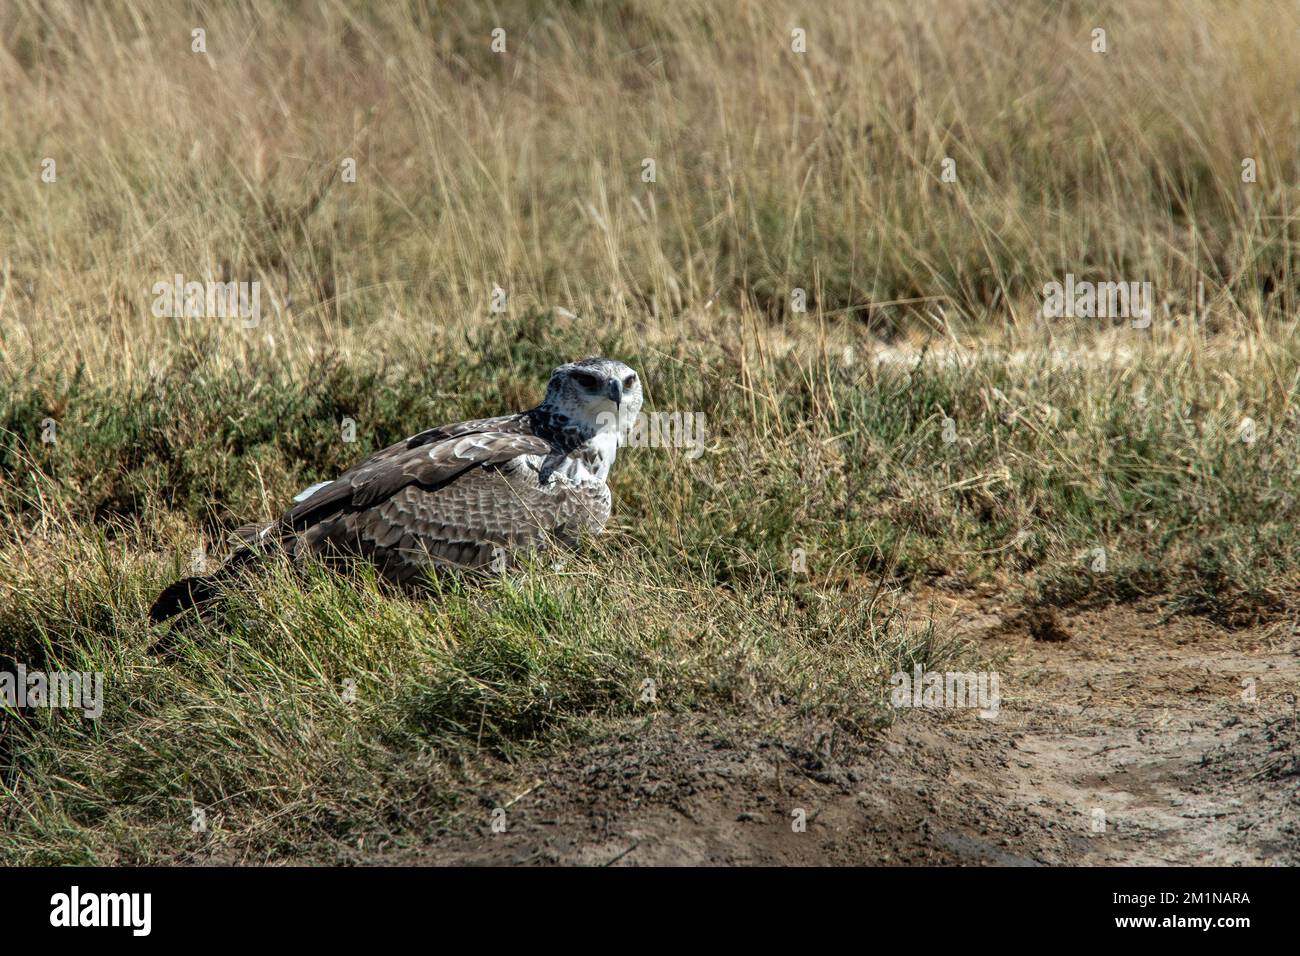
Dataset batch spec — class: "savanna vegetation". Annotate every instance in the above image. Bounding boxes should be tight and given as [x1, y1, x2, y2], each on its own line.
[2, 0, 1298, 862]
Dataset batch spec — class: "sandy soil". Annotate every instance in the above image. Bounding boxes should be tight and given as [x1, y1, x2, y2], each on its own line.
[402, 595, 1299, 866]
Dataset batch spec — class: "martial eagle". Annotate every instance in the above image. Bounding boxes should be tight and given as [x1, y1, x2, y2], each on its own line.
[149, 357, 643, 623]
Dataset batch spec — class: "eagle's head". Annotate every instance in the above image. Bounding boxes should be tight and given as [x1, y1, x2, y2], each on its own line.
[543, 357, 644, 436]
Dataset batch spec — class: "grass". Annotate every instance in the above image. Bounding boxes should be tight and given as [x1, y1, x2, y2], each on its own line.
[2, 0, 1300, 862]
[1, 504, 954, 863]
[6, 319, 1300, 861]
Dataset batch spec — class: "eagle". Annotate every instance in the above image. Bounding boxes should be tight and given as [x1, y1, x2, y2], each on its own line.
[149, 357, 644, 623]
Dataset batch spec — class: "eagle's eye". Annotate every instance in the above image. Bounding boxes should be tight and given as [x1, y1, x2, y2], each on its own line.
[570, 371, 600, 390]
[622, 374, 637, 389]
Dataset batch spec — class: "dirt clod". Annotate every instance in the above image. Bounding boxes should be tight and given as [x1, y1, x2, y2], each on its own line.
[1027, 607, 1072, 643]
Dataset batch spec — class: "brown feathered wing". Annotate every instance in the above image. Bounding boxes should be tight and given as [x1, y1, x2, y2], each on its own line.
[275, 413, 610, 583]
[149, 413, 611, 624]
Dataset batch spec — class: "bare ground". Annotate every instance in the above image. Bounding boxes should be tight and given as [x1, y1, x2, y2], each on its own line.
[381, 594, 1299, 866]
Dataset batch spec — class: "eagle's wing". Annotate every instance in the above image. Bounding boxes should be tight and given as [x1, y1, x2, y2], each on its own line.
[271, 414, 608, 582]
[283, 414, 546, 531]
[150, 415, 577, 624]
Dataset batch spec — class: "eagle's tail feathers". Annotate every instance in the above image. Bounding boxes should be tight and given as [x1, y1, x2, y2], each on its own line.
[149, 526, 279, 628]
[147, 574, 222, 624]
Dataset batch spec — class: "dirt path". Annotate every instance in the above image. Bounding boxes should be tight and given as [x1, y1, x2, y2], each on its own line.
[397, 596, 1299, 866]
[948, 598, 1300, 865]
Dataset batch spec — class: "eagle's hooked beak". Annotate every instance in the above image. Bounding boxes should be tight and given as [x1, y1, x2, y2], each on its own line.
[605, 379, 623, 405]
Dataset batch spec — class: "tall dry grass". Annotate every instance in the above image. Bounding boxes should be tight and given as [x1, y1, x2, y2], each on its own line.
[1, 0, 1298, 381]
[4, 0, 1300, 863]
